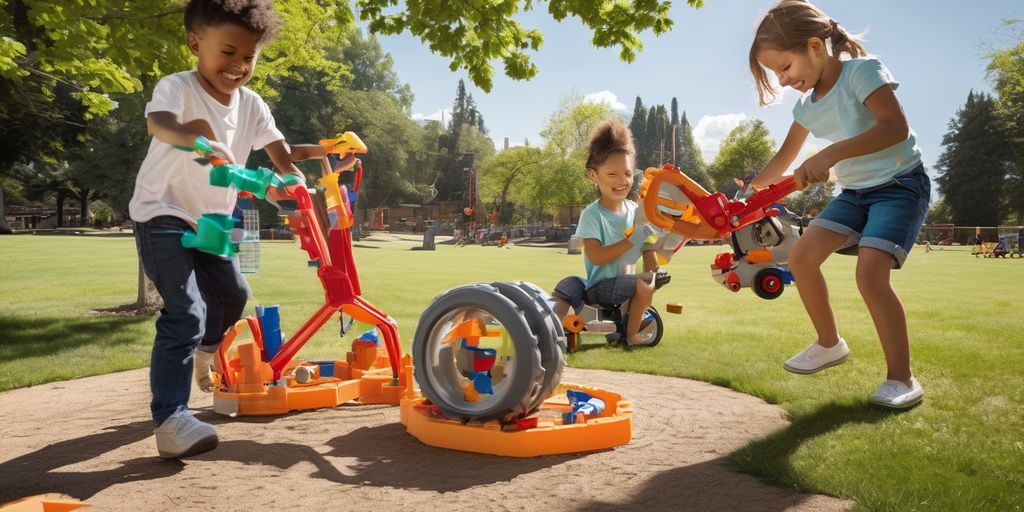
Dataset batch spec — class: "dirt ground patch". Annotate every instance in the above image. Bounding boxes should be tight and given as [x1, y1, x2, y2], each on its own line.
[0, 368, 852, 511]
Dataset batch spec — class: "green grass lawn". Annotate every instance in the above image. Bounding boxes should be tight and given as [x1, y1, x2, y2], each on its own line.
[1, 233, 1022, 511]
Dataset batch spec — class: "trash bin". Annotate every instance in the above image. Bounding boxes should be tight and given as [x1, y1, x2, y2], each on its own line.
[567, 235, 582, 255]
[422, 220, 437, 251]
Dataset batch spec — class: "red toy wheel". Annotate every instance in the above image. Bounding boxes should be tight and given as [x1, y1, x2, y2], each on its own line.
[753, 268, 785, 300]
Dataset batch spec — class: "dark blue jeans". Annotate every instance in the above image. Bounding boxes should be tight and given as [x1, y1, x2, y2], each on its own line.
[134, 216, 250, 425]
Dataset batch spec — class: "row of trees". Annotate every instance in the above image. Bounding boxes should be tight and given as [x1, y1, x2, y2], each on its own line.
[0, 0, 703, 233]
[933, 29, 1024, 226]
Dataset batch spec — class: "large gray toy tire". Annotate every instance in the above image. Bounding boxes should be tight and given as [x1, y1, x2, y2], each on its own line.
[413, 283, 545, 422]
[488, 282, 566, 411]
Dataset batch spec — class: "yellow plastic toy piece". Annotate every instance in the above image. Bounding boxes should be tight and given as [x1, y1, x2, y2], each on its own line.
[318, 173, 353, 229]
[401, 383, 633, 457]
[319, 131, 368, 155]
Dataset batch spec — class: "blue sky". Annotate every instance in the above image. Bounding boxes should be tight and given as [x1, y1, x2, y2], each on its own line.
[374, 1, 1022, 176]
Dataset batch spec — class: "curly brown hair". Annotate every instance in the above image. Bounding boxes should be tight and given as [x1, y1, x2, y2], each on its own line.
[585, 119, 635, 170]
[184, 0, 283, 44]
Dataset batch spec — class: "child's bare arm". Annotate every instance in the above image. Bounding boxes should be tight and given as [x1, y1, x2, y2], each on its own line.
[799, 86, 909, 184]
[582, 237, 632, 266]
[642, 250, 658, 273]
[263, 140, 312, 179]
[147, 113, 236, 163]
[750, 121, 808, 189]
[286, 143, 329, 162]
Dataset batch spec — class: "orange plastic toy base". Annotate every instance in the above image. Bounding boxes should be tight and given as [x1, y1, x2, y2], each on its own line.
[0, 494, 87, 512]
[400, 383, 633, 457]
[212, 344, 412, 416]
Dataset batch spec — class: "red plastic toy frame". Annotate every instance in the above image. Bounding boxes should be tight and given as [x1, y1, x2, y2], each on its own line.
[215, 156, 403, 384]
[642, 163, 799, 240]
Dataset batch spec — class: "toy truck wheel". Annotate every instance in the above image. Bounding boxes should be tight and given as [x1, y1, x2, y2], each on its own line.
[753, 268, 785, 300]
[413, 284, 546, 423]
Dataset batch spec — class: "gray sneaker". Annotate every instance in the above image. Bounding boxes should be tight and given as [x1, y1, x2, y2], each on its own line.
[783, 337, 850, 374]
[154, 409, 218, 458]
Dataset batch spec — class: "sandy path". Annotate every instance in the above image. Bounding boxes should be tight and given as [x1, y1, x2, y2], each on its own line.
[0, 368, 852, 511]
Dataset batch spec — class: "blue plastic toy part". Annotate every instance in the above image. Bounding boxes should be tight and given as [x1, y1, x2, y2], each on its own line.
[460, 338, 497, 395]
[562, 389, 606, 424]
[780, 269, 794, 285]
[468, 371, 494, 395]
[311, 360, 335, 377]
[356, 328, 381, 346]
[256, 305, 284, 360]
[181, 213, 237, 257]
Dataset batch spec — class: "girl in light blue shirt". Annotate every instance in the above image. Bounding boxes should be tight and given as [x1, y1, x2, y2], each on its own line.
[748, 1, 929, 409]
[552, 120, 659, 346]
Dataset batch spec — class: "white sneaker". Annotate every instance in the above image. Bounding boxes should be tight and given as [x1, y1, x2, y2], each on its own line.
[154, 409, 219, 458]
[193, 349, 215, 393]
[868, 377, 923, 409]
[783, 337, 850, 374]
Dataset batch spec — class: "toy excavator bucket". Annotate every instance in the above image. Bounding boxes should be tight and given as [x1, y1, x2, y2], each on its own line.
[639, 165, 718, 240]
[319, 131, 368, 155]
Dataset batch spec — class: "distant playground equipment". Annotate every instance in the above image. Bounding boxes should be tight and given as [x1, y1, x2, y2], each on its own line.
[638, 164, 808, 299]
[181, 132, 632, 456]
[972, 234, 1021, 258]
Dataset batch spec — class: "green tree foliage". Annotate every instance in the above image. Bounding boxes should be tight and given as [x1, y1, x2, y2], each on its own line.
[532, 93, 617, 211]
[987, 32, 1024, 221]
[436, 79, 492, 201]
[935, 91, 1014, 226]
[478, 146, 549, 224]
[358, 0, 702, 92]
[677, 111, 711, 189]
[628, 96, 647, 160]
[786, 182, 835, 216]
[708, 119, 774, 190]
[0, 0, 354, 231]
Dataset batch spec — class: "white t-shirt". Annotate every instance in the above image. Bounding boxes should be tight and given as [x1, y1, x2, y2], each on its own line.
[129, 71, 284, 224]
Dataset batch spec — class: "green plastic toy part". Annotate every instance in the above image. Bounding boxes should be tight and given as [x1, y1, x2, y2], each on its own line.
[209, 164, 276, 199]
[181, 213, 237, 257]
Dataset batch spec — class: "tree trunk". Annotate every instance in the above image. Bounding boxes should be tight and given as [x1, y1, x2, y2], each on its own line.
[0, 183, 13, 234]
[91, 252, 163, 316]
[79, 187, 90, 227]
[135, 257, 163, 312]
[56, 189, 66, 228]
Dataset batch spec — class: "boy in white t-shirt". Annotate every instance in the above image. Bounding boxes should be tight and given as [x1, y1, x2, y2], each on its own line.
[129, 0, 324, 458]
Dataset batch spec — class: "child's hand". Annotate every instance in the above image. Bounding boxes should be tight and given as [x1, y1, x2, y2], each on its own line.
[206, 139, 237, 165]
[793, 153, 831, 186]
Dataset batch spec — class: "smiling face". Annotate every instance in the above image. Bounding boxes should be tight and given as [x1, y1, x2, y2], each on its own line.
[188, 23, 261, 105]
[587, 152, 634, 210]
[756, 40, 826, 94]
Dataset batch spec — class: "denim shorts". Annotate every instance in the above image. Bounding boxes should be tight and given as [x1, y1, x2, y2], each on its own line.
[809, 163, 930, 269]
[553, 275, 637, 308]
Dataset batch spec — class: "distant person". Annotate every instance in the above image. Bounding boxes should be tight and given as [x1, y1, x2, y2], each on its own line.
[551, 119, 663, 346]
[129, 0, 323, 458]
[747, 1, 929, 408]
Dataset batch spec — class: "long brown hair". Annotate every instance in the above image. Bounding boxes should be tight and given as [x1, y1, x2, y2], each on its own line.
[749, 0, 866, 105]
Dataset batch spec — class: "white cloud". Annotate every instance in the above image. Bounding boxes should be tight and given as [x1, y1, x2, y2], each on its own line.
[411, 108, 452, 123]
[583, 90, 628, 112]
[692, 113, 747, 161]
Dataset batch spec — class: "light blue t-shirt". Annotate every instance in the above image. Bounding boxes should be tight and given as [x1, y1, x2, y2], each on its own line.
[793, 57, 922, 190]
[575, 199, 643, 288]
